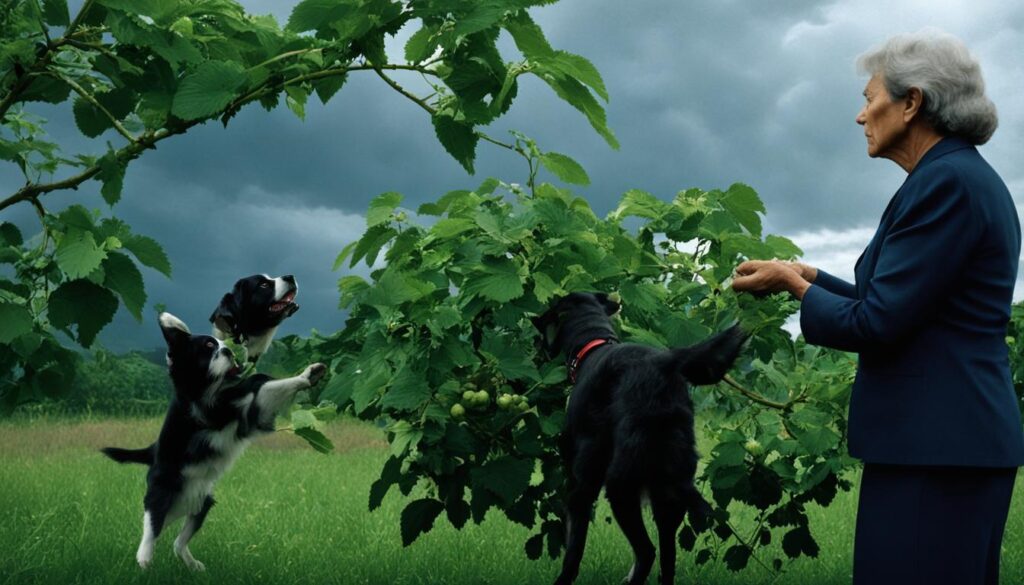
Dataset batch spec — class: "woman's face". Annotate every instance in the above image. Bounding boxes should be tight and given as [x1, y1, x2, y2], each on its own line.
[856, 75, 907, 158]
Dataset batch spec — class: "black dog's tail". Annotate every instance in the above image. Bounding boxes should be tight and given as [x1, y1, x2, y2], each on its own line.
[658, 323, 749, 385]
[101, 445, 154, 466]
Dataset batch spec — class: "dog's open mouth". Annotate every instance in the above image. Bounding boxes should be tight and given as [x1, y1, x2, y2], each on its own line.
[270, 290, 297, 313]
[227, 362, 242, 378]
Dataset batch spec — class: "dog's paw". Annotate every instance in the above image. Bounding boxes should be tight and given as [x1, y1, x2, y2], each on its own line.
[136, 550, 153, 570]
[184, 558, 206, 572]
[303, 363, 327, 386]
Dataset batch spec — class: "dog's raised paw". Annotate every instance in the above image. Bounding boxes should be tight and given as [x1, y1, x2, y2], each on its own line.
[305, 363, 327, 385]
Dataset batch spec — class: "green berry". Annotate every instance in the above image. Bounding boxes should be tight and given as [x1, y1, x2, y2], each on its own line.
[497, 395, 513, 410]
[462, 390, 476, 402]
[450, 404, 466, 419]
[475, 390, 489, 405]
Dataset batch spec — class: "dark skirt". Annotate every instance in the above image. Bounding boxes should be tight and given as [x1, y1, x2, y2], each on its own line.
[854, 463, 1018, 585]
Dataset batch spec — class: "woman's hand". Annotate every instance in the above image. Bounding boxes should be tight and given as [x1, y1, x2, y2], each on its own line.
[732, 260, 812, 300]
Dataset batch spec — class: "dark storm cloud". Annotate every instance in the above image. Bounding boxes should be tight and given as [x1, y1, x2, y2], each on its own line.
[2, 0, 1021, 350]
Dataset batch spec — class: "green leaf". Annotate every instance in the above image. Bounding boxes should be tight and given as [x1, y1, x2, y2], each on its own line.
[505, 12, 553, 59]
[782, 525, 819, 559]
[56, 229, 107, 279]
[536, 72, 618, 149]
[314, 73, 347, 105]
[720, 183, 765, 238]
[461, 256, 524, 303]
[723, 544, 751, 571]
[610, 189, 669, 220]
[287, 0, 356, 33]
[285, 85, 307, 120]
[471, 455, 533, 505]
[432, 113, 478, 174]
[543, 51, 608, 102]
[293, 427, 334, 453]
[765, 234, 803, 260]
[0, 223, 23, 247]
[171, 61, 248, 121]
[380, 366, 431, 412]
[96, 151, 126, 206]
[400, 498, 445, 547]
[72, 97, 112, 138]
[367, 191, 403, 227]
[539, 152, 589, 185]
[369, 456, 402, 511]
[0, 303, 33, 343]
[404, 24, 437, 64]
[102, 251, 146, 321]
[480, 332, 539, 382]
[42, 0, 70, 26]
[48, 279, 118, 347]
[121, 234, 171, 277]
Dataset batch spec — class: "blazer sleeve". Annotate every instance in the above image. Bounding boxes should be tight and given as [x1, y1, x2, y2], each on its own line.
[799, 162, 980, 353]
[811, 269, 856, 299]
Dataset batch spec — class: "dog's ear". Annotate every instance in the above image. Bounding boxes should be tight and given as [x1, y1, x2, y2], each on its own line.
[209, 292, 239, 337]
[669, 323, 749, 385]
[159, 312, 191, 349]
[593, 292, 621, 316]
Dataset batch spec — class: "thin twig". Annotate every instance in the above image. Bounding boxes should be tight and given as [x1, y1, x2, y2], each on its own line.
[51, 72, 137, 144]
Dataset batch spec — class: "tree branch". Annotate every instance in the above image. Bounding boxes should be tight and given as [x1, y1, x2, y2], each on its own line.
[721, 374, 790, 410]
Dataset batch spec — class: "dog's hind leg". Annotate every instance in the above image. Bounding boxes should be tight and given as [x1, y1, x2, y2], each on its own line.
[174, 496, 214, 572]
[650, 491, 688, 585]
[606, 484, 655, 585]
[554, 440, 607, 585]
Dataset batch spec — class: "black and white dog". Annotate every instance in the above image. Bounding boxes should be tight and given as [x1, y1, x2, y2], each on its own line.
[102, 312, 325, 571]
[210, 274, 300, 362]
[533, 292, 747, 585]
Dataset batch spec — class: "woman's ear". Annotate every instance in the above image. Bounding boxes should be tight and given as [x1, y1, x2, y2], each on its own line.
[903, 87, 925, 123]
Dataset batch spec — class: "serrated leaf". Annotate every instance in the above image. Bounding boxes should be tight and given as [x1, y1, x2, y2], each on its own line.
[470, 455, 533, 505]
[56, 229, 107, 279]
[611, 189, 669, 220]
[96, 151, 126, 206]
[285, 84, 307, 120]
[432, 113, 478, 174]
[72, 97, 112, 138]
[461, 256, 524, 303]
[723, 545, 751, 571]
[539, 151, 589, 185]
[543, 51, 607, 102]
[171, 61, 247, 121]
[293, 427, 334, 453]
[782, 525, 819, 559]
[101, 251, 146, 321]
[536, 72, 618, 149]
[287, 0, 356, 33]
[765, 234, 803, 260]
[404, 24, 437, 63]
[367, 191, 403, 227]
[0, 303, 33, 343]
[505, 12, 553, 59]
[380, 366, 431, 412]
[47, 279, 118, 347]
[313, 73, 347, 104]
[369, 456, 402, 511]
[720, 183, 765, 238]
[400, 498, 444, 547]
[121, 234, 171, 277]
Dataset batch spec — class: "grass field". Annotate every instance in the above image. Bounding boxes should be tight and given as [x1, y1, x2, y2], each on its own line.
[1, 416, 1022, 585]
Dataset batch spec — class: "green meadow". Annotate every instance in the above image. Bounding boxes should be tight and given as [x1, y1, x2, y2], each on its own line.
[1, 416, 1022, 585]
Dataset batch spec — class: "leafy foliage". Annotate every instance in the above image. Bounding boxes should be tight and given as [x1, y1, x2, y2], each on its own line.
[313, 164, 869, 575]
[0, 0, 610, 412]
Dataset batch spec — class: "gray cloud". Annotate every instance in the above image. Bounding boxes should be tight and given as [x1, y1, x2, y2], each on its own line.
[2, 0, 1022, 350]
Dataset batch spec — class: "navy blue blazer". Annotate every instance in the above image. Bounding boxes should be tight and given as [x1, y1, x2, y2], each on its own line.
[801, 137, 1024, 467]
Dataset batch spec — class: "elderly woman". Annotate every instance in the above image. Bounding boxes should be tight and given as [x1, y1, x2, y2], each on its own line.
[732, 31, 1023, 584]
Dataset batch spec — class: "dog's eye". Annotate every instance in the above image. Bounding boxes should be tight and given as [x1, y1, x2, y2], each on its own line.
[260, 282, 270, 288]
[206, 341, 215, 348]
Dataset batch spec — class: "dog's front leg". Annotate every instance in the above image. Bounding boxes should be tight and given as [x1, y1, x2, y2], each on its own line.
[254, 364, 326, 427]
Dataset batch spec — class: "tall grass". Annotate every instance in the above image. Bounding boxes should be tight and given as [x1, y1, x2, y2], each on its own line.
[0, 416, 1021, 585]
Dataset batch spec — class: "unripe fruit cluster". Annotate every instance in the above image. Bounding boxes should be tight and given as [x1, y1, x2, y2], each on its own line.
[449, 381, 530, 420]
[497, 392, 529, 413]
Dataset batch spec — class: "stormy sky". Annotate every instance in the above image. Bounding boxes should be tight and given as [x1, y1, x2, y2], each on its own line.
[2, 0, 1023, 352]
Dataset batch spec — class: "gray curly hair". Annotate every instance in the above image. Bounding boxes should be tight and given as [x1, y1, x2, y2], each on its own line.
[857, 29, 998, 145]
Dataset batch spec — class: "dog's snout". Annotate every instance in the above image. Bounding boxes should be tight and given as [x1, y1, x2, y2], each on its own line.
[282, 275, 295, 284]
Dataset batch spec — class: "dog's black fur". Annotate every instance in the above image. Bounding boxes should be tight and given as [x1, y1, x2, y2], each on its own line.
[533, 292, 748, 585]
[210, 274, 299, 361]
[102, 312, 325, 570]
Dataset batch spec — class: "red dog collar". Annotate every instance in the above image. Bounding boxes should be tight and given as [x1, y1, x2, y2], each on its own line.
[569, 339, 613, 383]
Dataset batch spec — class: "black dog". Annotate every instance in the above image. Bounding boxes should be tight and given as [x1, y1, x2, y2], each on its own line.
[534, 292, 747, 585]
[210, 274, 300, 362]
[102, 312, 326, 570]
